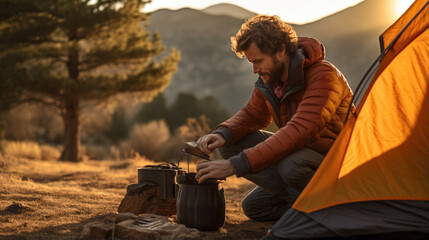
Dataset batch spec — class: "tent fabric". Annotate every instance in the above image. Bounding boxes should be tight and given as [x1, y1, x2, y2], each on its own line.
[270, 200, 429, 239]
[292, 0, 429, 213]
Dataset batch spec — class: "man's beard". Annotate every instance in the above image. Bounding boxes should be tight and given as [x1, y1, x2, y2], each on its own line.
[260, 57, 285, 87]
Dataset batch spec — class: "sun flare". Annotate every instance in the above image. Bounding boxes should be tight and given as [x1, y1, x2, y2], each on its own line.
[395, 0, 415, 18]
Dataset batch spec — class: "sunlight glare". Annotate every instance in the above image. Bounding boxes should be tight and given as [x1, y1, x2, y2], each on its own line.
[395, 0, 414, 18]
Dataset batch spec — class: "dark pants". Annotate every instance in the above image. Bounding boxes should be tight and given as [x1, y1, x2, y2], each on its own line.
[219, 130, 324, 221]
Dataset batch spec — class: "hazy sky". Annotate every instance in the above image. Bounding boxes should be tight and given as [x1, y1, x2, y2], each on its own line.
[144, 0, 414, 24]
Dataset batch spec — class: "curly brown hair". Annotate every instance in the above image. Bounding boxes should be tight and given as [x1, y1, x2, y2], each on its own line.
[231, 15, 298, 58]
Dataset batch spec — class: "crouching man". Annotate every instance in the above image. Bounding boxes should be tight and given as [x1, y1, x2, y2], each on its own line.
[195, 15, 353, 221]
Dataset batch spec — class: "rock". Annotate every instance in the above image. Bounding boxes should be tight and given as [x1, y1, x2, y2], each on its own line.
[3, 203, 32, 214]
[117, 182, 176, 216]
[81, 212, 199, 240]
[138, 213, 169, 222]
[115, 217, 200, 240]
[105, 212, 138, 223]
[81, 220, 114, 240]
[81, 212, 138, 240]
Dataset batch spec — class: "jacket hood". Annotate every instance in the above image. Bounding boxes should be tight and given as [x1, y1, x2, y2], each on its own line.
[298, 37, 326, 66]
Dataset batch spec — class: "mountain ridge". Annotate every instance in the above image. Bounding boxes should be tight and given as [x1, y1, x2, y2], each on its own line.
[202, 3, 256, 19]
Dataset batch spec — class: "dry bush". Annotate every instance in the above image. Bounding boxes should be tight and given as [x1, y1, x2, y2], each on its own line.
[128, 120, 170, 162]
[125, 116, 214, 164]
[2, 141, 61, 161]
[118, 141, 136, 159]
[40, 144, 61, 160]
[4, 104, 63, 142]
[177, 116, 212, 141]
[109, 145, 121, 160]
[116, 116, 212, 163]
[3, 141, 42, 160]
[162, 116, 213, 163]
[0, 143, 20, 169]
[0, 152, 8, 168]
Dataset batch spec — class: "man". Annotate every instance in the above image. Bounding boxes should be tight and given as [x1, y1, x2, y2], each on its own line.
[195, 15, 353, 221]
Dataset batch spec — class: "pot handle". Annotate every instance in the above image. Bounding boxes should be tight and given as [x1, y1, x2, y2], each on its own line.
[144, 162, 180, 169]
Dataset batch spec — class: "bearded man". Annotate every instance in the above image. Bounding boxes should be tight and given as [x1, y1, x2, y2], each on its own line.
[195, 15, 353, 221]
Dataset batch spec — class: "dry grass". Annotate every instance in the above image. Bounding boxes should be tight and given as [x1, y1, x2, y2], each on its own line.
[0, 157, 139, 239]
[0, 155, 272, 240]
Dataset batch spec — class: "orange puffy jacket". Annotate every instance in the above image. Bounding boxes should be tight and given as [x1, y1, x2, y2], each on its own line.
[216, 37, 353, 174]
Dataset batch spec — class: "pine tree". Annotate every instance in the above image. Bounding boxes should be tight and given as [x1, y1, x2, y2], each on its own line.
[0, 0, 180, 161]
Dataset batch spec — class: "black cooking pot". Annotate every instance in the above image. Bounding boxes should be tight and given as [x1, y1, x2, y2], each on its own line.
[176, 172, 225, 231]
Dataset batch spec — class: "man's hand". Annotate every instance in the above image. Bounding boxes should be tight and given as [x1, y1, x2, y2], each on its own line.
[195, 160, 235, 183]
[196, 133, 225, 155]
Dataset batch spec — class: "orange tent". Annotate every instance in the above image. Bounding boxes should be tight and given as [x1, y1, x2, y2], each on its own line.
[294, 0, 429, 214]
[268, 0, 429, 239]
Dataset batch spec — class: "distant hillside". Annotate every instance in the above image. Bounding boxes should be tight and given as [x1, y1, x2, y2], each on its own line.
[148, 8, 253, 112]
[294, 0, 396, 89]
[202, 3, 256, 19]
[148, 0, 397, 112]
[296, 0, 394, 37]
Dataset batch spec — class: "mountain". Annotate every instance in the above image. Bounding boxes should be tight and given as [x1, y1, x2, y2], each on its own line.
[293, 0, 397, 89]
[148, 0, 397, 112]
[202, 3, 256, 19]
[148, 8, 253, 112]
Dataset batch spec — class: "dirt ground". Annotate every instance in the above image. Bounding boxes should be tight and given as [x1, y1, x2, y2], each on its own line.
[0, 157, 274, 240]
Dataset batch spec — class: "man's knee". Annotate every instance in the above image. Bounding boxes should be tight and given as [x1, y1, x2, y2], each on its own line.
[242, 196, 281, 221]
[241, 189, 289, 221]
[242, 195, 260, 220]
[278, 149, 324, 190]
